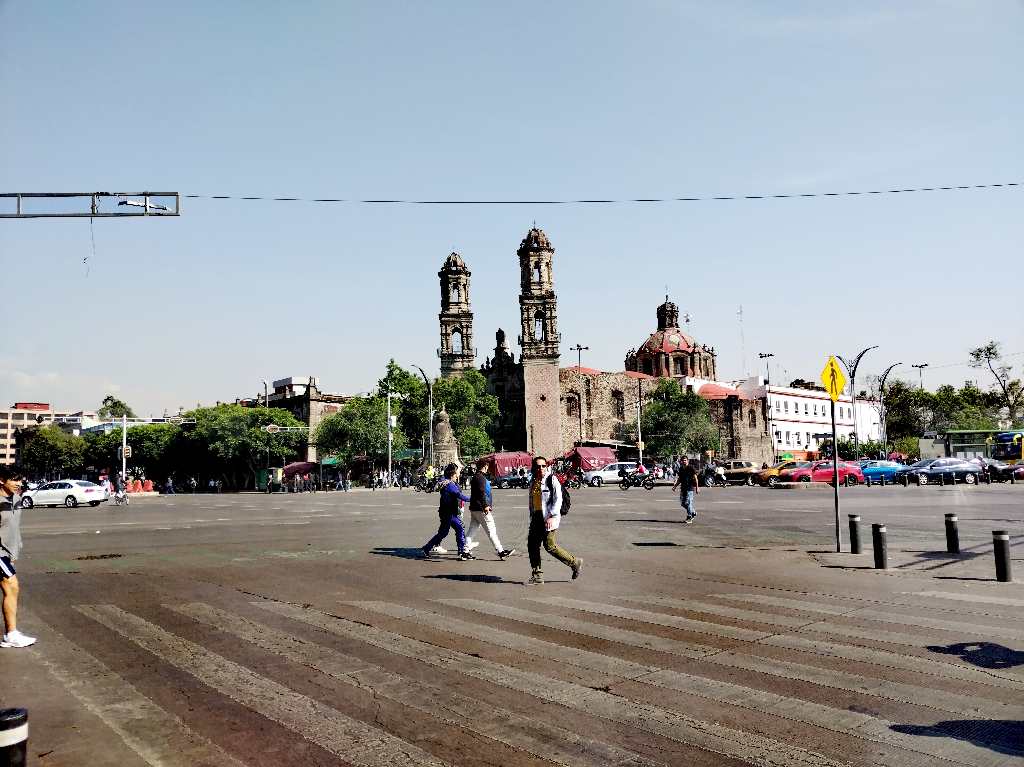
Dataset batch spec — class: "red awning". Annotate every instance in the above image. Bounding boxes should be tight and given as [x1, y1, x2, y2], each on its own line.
[479, 451, 533, 476]
[562, 446, 617, 471]
[283, 461, 318, 478]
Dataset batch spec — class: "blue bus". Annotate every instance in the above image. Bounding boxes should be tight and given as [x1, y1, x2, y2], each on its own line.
[991, 430, 1024, 464]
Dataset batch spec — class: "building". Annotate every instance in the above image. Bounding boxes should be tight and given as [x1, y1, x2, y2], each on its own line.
[735, 377, 881, 458]
[250, 377, 352, 462]
[0, 403, 98, 465]
[437, 252, 476, 376]
[625, 298, 717, 380]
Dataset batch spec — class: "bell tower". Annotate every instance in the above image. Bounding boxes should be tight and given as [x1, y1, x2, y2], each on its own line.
[516, 227, 562, 456]
[438, 252, 475, 376]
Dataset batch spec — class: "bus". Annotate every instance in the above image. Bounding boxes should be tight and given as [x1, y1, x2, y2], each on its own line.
[990, 430, 1024, 464]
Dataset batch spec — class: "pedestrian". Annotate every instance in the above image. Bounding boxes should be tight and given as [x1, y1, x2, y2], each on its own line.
[672, 456, 700, 523]
[421, 463, 474, 560]
[527, 456, 581, 585]
[189, 476, 197, 493]
[165, 476, 175, 495]
[0, 468, 35, 648]
[465, 461, 516, 560]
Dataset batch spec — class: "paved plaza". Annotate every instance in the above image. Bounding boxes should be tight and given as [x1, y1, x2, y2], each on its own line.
[3, 484, 1022, 766]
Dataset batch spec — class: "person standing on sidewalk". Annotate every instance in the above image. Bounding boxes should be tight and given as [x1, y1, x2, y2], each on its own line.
[421, 464, 475, 561]
[672, 456, 699, 523]
[466, 462, 516, 560]
[527, 457, 581, 585]
[0, 468, 35, 648]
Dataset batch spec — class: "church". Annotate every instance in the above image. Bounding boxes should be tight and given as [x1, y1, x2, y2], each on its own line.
[435, 227, 772, 464]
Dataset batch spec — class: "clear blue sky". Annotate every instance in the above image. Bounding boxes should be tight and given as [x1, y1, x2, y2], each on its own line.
[2, 1, 1022, 415]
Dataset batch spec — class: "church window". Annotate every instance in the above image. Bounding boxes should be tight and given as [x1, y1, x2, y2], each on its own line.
[534, 310, 545, 341]
[534, 261, 543, 283]
[748, 409, 757, 428]
[451, 329, 463, 353]
[584, 378, 592, 409]
[642, 359, 653, 375]
[450, 285, 460, 304]
[612, 390, 625, 420]
[566, 395, 579, 417]
[673, 357, 683, 375]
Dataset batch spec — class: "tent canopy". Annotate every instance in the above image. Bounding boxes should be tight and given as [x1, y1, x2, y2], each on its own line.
[283, 461, 318, 478]
[561, 446, 617, 471]
[479, 451, 533, 477]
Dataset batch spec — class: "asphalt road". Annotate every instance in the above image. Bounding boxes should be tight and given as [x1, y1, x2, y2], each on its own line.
[3, 484, 1023, 766]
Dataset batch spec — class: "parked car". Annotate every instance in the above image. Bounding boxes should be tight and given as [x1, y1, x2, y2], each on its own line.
[582, 461, 637, 487]
[970, 457, 1024, 482]
[894, 457, 980, 485]
[757, 461, 811, 487]
[22, 479, 109, 508]
[495, 472, 530, 489]
[720, 460, 760, 486]
[780, 461, 865, 486]
[859, 460, 903, 483]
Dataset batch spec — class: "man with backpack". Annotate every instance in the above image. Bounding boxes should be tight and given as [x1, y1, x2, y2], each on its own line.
[465, 462, 516, 560]
[526, 456, 581, 585]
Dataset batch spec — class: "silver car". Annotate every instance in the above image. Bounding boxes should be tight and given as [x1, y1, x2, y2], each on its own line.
[582, 461, 637, 487]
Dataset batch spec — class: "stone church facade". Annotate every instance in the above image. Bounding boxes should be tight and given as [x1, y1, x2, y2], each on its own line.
[434, 231, 772, 464]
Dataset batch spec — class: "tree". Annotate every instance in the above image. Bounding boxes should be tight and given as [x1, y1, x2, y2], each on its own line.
[314, 397, 407, 465]
[631, 379, 720, 458]
[969, 341, 1023, 426]
[16, 425, 85, 478]
[97, 394, 136, 420]
[84, 423, 177, 480]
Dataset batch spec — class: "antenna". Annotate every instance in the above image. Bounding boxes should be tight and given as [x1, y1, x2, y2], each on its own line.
[738, 305, 747, 377]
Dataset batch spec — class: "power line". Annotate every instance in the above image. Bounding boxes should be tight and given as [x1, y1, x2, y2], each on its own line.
[181, 180, 1020, 206]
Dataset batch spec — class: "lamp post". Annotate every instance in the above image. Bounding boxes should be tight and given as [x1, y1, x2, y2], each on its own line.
[876, 363, 901, 458]
[912, 363, 929, 390]
[838, 346, 878, 460]
[570, 344, 589, 446]
[262, 380, 270, 486]
[412, 365, 434, 467]
[758, 352, 775, 461]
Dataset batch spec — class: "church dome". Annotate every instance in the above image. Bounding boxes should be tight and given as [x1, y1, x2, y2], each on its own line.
[641, 327, 696, 355]
[441, 251, 469, 272]
[518, 227, 552, 252]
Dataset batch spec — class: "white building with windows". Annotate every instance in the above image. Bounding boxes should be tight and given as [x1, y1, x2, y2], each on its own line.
[734, 377, 881, 458]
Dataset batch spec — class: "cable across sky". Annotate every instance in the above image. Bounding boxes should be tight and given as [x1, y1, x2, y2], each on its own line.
[181, 180, 1021, 206]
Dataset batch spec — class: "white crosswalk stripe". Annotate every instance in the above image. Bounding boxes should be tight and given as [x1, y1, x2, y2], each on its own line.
[73, 604, 449, 766]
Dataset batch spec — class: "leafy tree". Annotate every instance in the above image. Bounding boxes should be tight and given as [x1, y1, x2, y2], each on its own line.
[16, 425, 85, 478]
[969, 341, 1023, 426]
[630, 379, 720, 458]
[891, 435, 920, 459]
[456, 425, 493, 460]
[97, 394, 136, 420]
[84, 423, 177, 480]
[314, 396, 407, 465]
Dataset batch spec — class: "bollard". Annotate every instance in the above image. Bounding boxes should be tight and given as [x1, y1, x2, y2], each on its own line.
[849, 515, 862, 554]
[880, 474, 887, 487]
[865, 476, 872, 487]
[0, 709, 27, 767]
[944, 513, 960, 554]
[1011, 471, 1016, 485]
[901, 474, 908, 487]
[993, 530, 1012, 582]
[939, 472, 947, 486]
[872, 523, 888, 569]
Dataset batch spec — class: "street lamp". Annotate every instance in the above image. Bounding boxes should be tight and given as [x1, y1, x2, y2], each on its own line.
[876, 363, 901, 458]
[570, 344, 589, 446]
[912, 363, 929, 390]
[838, 346, 878, 459]
[758, 353, 775, 461]
[412, 365, 434, 467]
[262, 379, 270, 488]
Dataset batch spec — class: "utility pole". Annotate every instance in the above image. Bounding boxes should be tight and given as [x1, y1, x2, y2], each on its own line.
[413, 365, 434, 467]
[262, 380, 270, 486]
[912, 363, 929, 390]
[570, 344, 589, 446]
[121, 414, 127, 483]
[636, 378, 644, 468]
[838, 345, 878, 460]
[758, 352, 775, 462]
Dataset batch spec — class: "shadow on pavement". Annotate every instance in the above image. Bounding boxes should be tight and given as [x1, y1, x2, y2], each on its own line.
[422, 574, 510, 584]
[927, 641, 1024, 670]
[370, 547, 431, 560]
[889, 720, 1024, 757]
[614, 519, 688, 524]
[632, 542, 680, 547]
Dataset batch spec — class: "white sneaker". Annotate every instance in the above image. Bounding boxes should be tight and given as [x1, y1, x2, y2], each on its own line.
[1, 630, 37, 648]
[466, 540, 480, 551]
[429, 545, 448, 554]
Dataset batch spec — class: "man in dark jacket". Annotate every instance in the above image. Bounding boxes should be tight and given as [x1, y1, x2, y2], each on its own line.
[465, 462, 516, 560]
[421, 464, 475, 560]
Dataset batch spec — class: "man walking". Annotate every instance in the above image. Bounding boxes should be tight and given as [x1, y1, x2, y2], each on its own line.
[466, 462, 515, 560]
[0, 468, 35, 648]
[421, 464, 475, 561]
[672, 456, 699, 523]
[527, 457, 581, 585]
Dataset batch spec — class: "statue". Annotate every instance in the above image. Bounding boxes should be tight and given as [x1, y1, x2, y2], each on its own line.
[428, 405, 463, 470]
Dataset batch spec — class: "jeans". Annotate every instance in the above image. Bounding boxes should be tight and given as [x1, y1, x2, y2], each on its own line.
[527, 511, 576, 572]
[425, 512, 466, 553]
[467, 510, 504, 553]
[680, 489, 696, 518]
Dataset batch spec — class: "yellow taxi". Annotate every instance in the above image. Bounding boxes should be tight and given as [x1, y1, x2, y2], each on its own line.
[757, 460, 811, 487]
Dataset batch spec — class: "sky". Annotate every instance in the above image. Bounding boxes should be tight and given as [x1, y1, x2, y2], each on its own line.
[1, 1, 1022, 416]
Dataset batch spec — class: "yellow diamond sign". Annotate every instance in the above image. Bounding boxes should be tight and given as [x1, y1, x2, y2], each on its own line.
[821, 356, 847, 402]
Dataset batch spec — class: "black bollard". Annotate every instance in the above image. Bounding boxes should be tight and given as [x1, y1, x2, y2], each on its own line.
[944, 513, 960, 554]
[849, 515, 862, 554]
[880, 474, 887, 487]
[865, 476, 872, 487]
[1011, 471, 1016, 485]
[0, 709, 27, 767]
[939, 472, 947, 486]
[872, 523, 888, 569]
[901, 474, 908, 487]
[993, 530, 1012, 582]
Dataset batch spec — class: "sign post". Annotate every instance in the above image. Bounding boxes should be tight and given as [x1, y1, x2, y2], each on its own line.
[821, 356, 847, 553]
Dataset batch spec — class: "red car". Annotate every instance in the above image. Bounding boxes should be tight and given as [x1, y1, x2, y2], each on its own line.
[780, 460, 865, 486]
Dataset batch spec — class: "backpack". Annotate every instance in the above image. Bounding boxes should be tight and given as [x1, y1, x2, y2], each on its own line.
[548, 474, 570, 515]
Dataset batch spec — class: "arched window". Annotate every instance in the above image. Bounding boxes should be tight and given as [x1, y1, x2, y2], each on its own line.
[534, 261, 543, 283]
[748, 409, 757, 428]
[534, 310, 545, 341]
[612, 390, 625, 420]
[449, 285, 460, 304]
[451, 329, 463, 353]
[673, 357, 684, 376]
[642, 358, 653, 375]
[566, 394, 579, 417]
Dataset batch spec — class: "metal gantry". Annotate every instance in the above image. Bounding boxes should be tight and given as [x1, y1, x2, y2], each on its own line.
[0, 192, 180, 218]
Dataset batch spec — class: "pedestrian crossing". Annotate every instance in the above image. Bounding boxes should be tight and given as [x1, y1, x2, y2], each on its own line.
[24, 585, 1024, 766]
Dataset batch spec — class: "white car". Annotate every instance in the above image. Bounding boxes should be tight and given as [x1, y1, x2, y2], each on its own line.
[22, 480, 109, 509]
[582, 461, 638, 487]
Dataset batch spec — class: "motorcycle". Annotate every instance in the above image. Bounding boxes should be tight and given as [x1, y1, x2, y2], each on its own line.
[618, 470, 655, 491]
[113, 489, 129, 506]
[701, 466, 726, 487]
